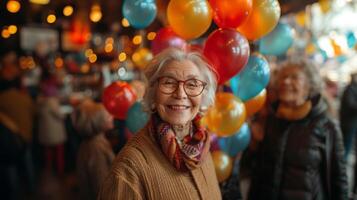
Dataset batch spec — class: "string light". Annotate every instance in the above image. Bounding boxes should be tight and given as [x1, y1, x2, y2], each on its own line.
[88, 54, 97, 63]
[7, 0, 21, 13]
[118, 52, 127, 62]
[8, 25, 17, 34]
[105, 44, 114, 53]
[1, 29, 11, 38]
[147, 32, 156, 40]
[29, 0, 50, 5]
[132, 35, 142, 45]
[63, 5, 74, 16]
[85, 49, 93, 57]
[47, 14, 56, 24]
[90, 4, 102, 23]
[122, 18, 130, 27]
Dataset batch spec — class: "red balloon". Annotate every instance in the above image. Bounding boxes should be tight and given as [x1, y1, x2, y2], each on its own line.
[203, 28, 250, 84]
[210, 0, 252, 28]
[102, 82, 137, 120]
[151, 27, 187, 55]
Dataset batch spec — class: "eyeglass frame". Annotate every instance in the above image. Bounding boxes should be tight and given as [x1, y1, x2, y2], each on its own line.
[157, 76, 207, 97]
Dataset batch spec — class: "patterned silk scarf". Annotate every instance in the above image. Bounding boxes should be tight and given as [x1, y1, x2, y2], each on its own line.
[149, 113, 210, 172]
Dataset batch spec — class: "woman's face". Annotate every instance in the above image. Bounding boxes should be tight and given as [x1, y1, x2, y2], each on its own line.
[277, 66, 310, 107]
[155, 59, 205, 125]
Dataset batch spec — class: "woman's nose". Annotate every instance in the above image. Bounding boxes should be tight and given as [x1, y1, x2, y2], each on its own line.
[173, 82, 187, 99]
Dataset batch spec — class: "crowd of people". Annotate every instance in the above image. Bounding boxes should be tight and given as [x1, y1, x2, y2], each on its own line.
[0, 48, 356, 200]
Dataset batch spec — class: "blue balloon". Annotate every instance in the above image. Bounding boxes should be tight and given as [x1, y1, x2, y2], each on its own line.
[122, 0, 157, 29]
[230, 54, 270, 101]
[258, 22, 294, 56]
[347, 31, 356, 48]
[125, 102, 149, 133]
[218, 123, 251, 157]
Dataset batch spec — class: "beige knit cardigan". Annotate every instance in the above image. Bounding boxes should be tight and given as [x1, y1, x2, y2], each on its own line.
[98, 126, 222, 200]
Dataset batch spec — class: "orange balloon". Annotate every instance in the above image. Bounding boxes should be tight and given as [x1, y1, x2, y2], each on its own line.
[211, 151, 233, 183]
[244, 89, 267, 117]
[210, 0, 252, 28]
[237, 0, 281, 41]
[167, 0, 212, 40]
[205, 92, 246, 137]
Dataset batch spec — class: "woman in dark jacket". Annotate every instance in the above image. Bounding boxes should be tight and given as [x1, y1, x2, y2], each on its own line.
[248, 58, 348, 200]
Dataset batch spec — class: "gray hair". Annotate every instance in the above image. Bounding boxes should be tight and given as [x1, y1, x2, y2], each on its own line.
[74, 99, 109, 138]
[277, 58, 324, 98]
[142, 48, 217, 113]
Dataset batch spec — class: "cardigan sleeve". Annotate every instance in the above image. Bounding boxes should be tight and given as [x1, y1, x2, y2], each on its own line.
[97, 160, 144, 200]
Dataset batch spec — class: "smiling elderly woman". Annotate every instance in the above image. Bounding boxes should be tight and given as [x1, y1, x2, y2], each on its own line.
[98, 48, 221, 200]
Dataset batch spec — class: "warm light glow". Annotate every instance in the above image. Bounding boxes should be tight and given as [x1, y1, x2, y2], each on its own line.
[1, 29, 11, 38]
[132, 52, 140, 62]
[118, 52, 127, 62]
[29, 0, 50, 5]
[132, 35, 142, 45]
[88, 54, 97, 63]
[147, 32, 156, 40]
[81, 64, 90, 73]
[105, 44, 114, 53]
[7, 0, 21, 13]
[122, 18, 130, 27]
[63, 5, 74, 16]
[8, 25, 17, 34]
[55, 57, 64, 68]
[90, 5, 102, 23]
[85, 49, 93, 57]
[105, 37, 114, 44]
[47, 14, 56, 24]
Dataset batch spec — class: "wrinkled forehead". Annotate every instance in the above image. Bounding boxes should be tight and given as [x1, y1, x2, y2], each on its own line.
[160, 59, 203, 80]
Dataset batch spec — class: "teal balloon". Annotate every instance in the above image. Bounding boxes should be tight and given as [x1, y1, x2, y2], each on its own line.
[125, 102, 149, 133]
[258, 22, 294, 56]
[347, 31, 356, 48]
[230, 54, 270, 101]
[122, 0, 157, 29]
[218, 123, 251, 157]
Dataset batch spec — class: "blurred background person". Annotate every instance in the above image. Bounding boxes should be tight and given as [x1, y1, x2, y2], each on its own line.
[248, 58, 348, 200]
[75, 99, 115, 200]
[0, 51, 36, 195]
[37, 92, 67, 176]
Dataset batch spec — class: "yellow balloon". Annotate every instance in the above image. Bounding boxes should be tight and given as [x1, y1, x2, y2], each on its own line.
[132, 47, 153, 70]
[295, 11, 306, 27]
[211, 151, 233, 183]
[319, 0, 331, 14]
[167, 0, 212, 40]
[205, 92, 246, 137]
[237, 0, 281, 41]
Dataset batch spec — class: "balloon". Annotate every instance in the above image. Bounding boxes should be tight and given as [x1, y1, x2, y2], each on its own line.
[244, 89, 267, 117]
[151, 27, 187, 55]
[318, 0, 330, 13]
[209, 0, 252, 28]
[122, 0, 157, 29]
[230, 53, 270, 101]
[167, 0, 212, 39]
[132, 47, 153, 69]
[211, 151, 233, 183]
[347, 31, 356, 48]
[203, 28, 250, 84]
[258, 22, 294, 56]
[237, 0, 281, 41]
[218, 123, 251, 157]
[125, 102, 149, 133]
[205, 92, 246, 137]
[102, 82, 137, 119]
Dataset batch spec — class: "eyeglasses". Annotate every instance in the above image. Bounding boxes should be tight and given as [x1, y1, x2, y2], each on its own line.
[157, 76, 207, 97]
